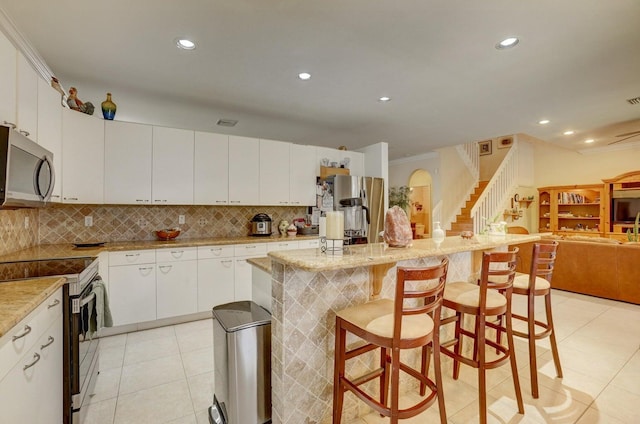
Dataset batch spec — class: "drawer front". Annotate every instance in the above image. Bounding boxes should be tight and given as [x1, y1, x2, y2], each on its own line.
[299, 238, 320, 248]
[267, 241, 299, 252]
[156, 247, 197, 262]
[109, 250, 156, 266]
[197, 245, 235, 259]
[234, 243, 267, 257]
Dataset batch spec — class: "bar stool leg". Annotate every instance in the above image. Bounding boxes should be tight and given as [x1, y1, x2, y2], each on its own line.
[390, 347, 401, 424]
[546, 293, 563, 378]
[477, 314, 488, 424]
[333, 320, 346, 424]
[453, 312, 463, 379]
[527, 291, 539, 398]
[432, 330, 448, 424]
[506, 309, 525, 414]
[380, 347, 390, 407]
[420, 345, 431, 396]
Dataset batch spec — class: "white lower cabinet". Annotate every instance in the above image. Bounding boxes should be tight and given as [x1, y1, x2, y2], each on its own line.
[197, 246, 235, 312]
[234, 243, 267, 302]
[0, 289, 63, 424]
[108, 252, 157, 326]
[156, 248, 197, 319]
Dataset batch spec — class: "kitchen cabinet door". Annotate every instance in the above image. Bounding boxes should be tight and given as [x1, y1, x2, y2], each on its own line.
[61, 108, 104, 203]
[315, 146, 340, 175]
[105, 120, 152, 204]
[108, 263, 156, 326]
[156, 259, 198, 319]
[35, 318, 63, 424]
[37, 78, 62, 202]
[194, 131, 228, 205]
[16, 53, 38, 142]
[260, 139, 290, 205]
[234, 257, 254, 301]
[0, 32, 17, 128]
[290, 144, 317, 205]
[228, 135, 259, 205]
[197, 257, 235, 312]
[340, 150, 365, 177]
[152, 126, 194, 205]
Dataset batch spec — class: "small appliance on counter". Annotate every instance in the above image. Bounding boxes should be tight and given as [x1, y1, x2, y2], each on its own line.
[250, 213, 272, 236]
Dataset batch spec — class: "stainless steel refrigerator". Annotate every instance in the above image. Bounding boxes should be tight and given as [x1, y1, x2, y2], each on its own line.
[328, 175, 385, 244]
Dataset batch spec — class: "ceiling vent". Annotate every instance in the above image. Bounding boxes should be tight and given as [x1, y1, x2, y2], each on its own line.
[217, 119, 238, 127]
[627, 97, 640, 105]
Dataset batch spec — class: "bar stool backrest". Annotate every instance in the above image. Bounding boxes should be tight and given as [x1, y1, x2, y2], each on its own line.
[528, 241, 559, 287]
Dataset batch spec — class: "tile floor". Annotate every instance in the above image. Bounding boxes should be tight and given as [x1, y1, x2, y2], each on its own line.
[84, 289, 640, 423]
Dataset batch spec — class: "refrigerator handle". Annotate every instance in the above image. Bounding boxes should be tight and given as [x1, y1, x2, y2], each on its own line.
[362, 205, 370, 226]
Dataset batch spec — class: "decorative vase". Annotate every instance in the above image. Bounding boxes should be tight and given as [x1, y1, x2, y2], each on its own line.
[433, 221, 445, 243]
[101, 93, 117, 120]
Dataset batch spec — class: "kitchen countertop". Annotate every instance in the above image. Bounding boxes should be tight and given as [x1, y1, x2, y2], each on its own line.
[247, 257, 272, 274]
[0, 277, 66, 338]
[268, 234, 542, 272]
[0, 234, 318, 263]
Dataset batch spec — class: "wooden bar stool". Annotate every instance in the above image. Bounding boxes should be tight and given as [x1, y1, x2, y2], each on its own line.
[508, 241, 563, 398]
[439, 249, 524, 424]
[332, 259, 449, 424]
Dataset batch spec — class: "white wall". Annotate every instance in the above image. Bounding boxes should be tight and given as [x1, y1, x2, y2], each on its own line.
[358, 142, 389, 209]
[388, 152, 441, 204]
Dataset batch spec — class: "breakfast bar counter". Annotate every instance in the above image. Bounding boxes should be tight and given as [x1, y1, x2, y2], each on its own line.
[265, 234, 540, 424]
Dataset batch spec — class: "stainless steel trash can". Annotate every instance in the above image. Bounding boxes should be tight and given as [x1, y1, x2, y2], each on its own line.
[209, 301, 271, 424]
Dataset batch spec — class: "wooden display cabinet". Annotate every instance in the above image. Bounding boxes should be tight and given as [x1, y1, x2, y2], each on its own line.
[603, 170, 640, 239]
[537, 184, 605, 236]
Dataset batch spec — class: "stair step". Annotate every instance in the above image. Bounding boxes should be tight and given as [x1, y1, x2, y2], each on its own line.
[447, 181, 490, 235]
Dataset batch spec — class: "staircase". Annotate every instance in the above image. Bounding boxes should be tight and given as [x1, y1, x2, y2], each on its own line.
[447, 181, 488, 235]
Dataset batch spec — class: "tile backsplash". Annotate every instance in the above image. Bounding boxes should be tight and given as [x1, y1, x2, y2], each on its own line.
[0, 209, 39, 256]
[38, 204, 308, 244]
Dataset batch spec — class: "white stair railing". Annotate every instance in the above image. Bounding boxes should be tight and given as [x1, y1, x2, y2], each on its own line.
[470, 139, 519, 234]
[456, 142, 480, 181]
[440, 142, 479, 230]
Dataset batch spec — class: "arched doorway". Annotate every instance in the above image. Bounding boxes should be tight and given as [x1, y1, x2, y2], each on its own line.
[408, 170, 432, 238]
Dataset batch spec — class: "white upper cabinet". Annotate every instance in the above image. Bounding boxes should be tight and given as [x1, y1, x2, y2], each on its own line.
[290, 144, 317, 205]
[194, 131, 228, 205]
[0, 32, 17, 128]
[61, 108, 104, 204]
[315, 146, 340, 174]
[260, 139, 290, 205]
[152, 126, 194, 205]
[37, 78, 62, 202]
[228, 135, 259, 205]
[340, 150, 365, 176]
[16, 53, 38, 142]
[105, 120, 152, 204]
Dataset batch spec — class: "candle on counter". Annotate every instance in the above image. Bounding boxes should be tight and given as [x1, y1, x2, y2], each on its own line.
[326, 211, 344, 240]
[319, 216, 327, 238]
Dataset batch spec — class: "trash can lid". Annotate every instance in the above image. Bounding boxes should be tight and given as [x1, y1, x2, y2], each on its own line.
[212, 300, 271, 332]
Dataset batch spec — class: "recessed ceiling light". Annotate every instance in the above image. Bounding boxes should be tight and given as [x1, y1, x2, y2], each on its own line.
[298, 72, 311, 80]
[538, 119, 550, 125]
[495, 37, 519, 50]
[378, 96, 391, 102]
[176, 38, 196, 50]
[584, 139, 595, 144]
[563, 130, 575, 135]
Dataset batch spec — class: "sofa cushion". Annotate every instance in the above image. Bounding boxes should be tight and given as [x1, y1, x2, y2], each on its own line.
[564, 235, 621, 244]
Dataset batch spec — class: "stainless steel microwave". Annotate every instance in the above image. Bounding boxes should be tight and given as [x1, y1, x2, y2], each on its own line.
[0, 125, 55, 208]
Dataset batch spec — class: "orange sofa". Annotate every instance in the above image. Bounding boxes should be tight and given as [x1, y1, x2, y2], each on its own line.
[513, 236, 640, 305]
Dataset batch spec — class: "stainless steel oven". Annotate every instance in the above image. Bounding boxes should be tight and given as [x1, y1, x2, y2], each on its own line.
[0, 256, 101, 424]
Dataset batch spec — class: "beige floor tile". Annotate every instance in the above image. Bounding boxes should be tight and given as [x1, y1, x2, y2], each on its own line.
[610, 350, 640, 396]
[165, 414, 198, 424]
[119, 354, 186, 395]
[174, 318, 213, 336]
[99, 333, 127, 349]
[448, 392, 539, 424]
[126, 325, 176, 344]
[177, 328, 213, 354]
[114, 379, 194, 424]
[187, 371, 214, 414]
[182, 346, 214, 377]
[81, 397, 117, 424]
[123, 334, 180, 365]
[99, 344, 125, 371]
[552, 343, 627, 382]
[575, 406, 627, 424]
[86, 366, 121, 404]
[592, 384, 640, 423]
[195, 410, 211, 424]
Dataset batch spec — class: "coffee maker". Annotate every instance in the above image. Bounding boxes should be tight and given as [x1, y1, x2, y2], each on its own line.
[328, 175, 373, 245]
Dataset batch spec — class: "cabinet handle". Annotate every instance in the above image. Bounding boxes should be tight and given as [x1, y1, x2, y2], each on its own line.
[229, 200, 240, 204]
[220, 259, 233, 264]
[40, 336, 55, 350]
[138, 266, 154, 275]
[47, 299, 60, 309]
[170, 250, 184, 258]
[64, 197, 79, 201]
[12, 325, 32, 341]
[215, 200, 226, 204]
[2, 121, 17, 129]
[51, 194, 60, 199]
[210, 248, 222, 252]
[23, 353, 41, 371]
[125, 253, 140, 257]
[159, 265, 173, 273]
[246, 245, 256, 249]
[19, 129, 30, 137]
[279, 201, 289, 204]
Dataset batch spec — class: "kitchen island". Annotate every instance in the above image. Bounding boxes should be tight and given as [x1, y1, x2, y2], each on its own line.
[266, 234, 540, 424]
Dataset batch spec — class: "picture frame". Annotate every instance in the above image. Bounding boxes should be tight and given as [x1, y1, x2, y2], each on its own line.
[498, 136, 513, 149]
[478, 140, 492, 156]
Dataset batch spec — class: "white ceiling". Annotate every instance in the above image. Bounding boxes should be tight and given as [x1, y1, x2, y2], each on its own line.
[1, 0, 639, 159]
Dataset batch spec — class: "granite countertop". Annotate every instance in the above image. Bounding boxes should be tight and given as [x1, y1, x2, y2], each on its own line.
[0, 277, 66, 338]
[268, 234, 541, 272]
[247, 257, 272, 274]
[0, 234, 318, 263]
